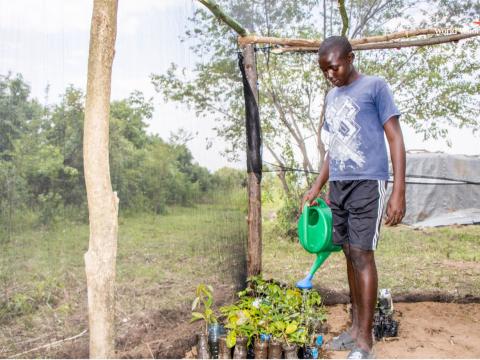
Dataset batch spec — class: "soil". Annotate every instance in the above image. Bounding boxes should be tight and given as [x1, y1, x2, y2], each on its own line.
[326, 302, 480, 359]
[9, 292, 480, 358]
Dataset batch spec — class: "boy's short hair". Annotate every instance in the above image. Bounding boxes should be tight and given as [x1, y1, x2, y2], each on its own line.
[318, 36, 353, 58]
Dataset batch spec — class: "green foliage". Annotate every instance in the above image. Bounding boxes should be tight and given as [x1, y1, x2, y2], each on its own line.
[153, 0, 480, 217]
[213, 167, 246, 190]
[220, 276, 327, 347]
[0, 73, 43, 158]
[0, 277, 64, 322]
[191, 283, 218, 334]
[0, 73, 244, 230]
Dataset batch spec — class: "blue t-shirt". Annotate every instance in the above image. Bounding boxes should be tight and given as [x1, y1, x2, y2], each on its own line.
[324, 75, 400, 181]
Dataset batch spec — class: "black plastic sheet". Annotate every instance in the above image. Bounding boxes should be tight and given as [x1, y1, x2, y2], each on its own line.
[238, 52, 262, 182]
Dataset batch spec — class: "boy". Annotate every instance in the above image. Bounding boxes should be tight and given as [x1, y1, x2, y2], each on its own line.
[302, 36, 406, 359]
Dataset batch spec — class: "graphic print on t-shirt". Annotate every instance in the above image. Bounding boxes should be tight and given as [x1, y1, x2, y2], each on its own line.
[325, 95, 365, 171]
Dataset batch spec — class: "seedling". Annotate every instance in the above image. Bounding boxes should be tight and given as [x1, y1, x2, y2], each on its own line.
[191, 283, 218, 334]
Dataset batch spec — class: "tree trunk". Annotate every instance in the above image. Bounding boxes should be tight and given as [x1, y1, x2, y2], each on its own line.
[242, 44, 262, 277]
[317, 90, 328, 172]
[83, 0, 119, 358]
[265, 143, 290, 195]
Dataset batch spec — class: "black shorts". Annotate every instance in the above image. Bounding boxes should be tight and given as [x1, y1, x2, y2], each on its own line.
[329, 180, 387, 251]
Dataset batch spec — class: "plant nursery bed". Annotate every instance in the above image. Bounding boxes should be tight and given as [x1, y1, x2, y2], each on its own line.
[184, 301, 480, 359]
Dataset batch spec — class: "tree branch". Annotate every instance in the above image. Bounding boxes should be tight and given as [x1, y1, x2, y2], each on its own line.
[284, 103, 314, 173]
[351, 0, 382, 38]
[338, 0, 349, 36]
[265, 87, 302, 144]
[197, 0, 248, 36]
[270, 32, 479, 53]
[317, 89, 328, 172]
[265, 142, 290, 194]
[239, 27, 470, 47]
[11, 330, 87, 358]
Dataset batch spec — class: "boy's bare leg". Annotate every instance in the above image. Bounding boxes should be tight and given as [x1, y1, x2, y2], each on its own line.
[349, 246, 378, 352]
[343, 244, 359, 339]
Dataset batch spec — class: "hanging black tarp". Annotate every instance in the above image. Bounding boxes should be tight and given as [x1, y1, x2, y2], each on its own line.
[238, 52, 262, 182]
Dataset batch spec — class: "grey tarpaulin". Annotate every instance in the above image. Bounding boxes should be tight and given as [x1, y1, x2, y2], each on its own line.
[238, 52, 262, 182]
[387, 152, 480, 225]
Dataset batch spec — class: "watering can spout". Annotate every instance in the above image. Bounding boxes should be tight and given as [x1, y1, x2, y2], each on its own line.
[295, 252, 331, 289]
[296, 274, 314, 289]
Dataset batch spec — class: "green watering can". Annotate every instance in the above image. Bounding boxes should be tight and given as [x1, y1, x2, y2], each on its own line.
[296, 198, 342, 289]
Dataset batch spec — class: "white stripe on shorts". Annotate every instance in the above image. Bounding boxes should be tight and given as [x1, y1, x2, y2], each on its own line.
[372, 180, 387, 249]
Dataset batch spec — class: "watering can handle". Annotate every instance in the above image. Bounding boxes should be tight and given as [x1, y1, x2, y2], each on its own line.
[303, 203, 309, 242]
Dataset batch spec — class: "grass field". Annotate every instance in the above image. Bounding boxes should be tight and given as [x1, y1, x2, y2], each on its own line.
[0, 197, 479, 356]
[0, 196, 247, 357]
[263, 219, 480, 297]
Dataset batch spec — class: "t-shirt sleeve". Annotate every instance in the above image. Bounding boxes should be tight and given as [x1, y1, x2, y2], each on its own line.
[375, 79, 401, 125]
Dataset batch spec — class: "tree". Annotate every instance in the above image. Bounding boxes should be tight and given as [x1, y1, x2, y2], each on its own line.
[46, 86, 86, 207]
[0, 73, 42, 159]
[152, 0, 480, 190]
[83, 0, 119, 357]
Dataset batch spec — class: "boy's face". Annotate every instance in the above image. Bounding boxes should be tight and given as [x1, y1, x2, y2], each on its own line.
[318, 48, 354, 87]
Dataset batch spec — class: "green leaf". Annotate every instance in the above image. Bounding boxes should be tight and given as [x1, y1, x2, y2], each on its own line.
[273, 321, 285, 331]
[205, 308, 213, 318]
[190, 312, 205, 323]
[285, 322, 298, 334]
[226, 330, 237, 348]
[191, 297, 200, 311]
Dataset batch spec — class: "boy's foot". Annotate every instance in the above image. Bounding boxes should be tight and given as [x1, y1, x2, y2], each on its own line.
[347, 346, 375, 359]
[325, 331, 356, 351]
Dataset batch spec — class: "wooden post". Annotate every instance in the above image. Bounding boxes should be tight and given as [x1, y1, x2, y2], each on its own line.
[83, 0, 119, 358]
[242, 44, 262, 277]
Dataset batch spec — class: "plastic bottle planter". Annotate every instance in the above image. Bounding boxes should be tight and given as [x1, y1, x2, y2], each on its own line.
[196, 333, 210, 359]
[303, 345, 319, 359]
[282, 343, 298, 359]
[208, 323, 226, 359]
[233, 337, 247, 359]
[218, 335, 232, 359]
[253, 338, 268, 359]
[267, 340, 282, 359]
[296, 198, 341, 289]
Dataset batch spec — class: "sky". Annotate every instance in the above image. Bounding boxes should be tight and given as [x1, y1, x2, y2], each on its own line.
[0, 0, 478, 172]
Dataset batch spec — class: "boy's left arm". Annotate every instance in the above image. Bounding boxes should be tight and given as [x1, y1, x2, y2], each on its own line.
[384, 116, 406, 226]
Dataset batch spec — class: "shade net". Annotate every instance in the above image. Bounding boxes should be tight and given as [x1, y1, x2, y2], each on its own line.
[0, 1, 247, 358]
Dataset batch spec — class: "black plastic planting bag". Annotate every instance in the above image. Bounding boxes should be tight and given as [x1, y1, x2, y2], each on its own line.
[238, 52, 262, 182]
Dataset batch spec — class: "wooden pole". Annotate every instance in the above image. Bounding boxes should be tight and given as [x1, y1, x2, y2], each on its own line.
[269, 32, 479, 53]
[83, 0, 119, 357]
[237, 28, 475, 47]
[242, 44, 262, 277]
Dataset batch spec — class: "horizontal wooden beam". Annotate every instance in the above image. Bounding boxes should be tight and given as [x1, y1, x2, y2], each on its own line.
[350, 28, 441, 45]
[269, 32, 480, 54]
[238, 28, 447, 47]
[238, 35, 321, 47]
[237, 28, 480, 54]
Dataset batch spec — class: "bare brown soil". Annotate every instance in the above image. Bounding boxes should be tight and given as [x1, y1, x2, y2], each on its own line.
[6, 296, 480, 358]
[52, 284, 236, 359]
[326, 302, 480, 359]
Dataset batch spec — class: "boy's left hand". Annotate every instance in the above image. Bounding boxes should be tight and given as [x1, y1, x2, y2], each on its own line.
[385, 191, 405, 226]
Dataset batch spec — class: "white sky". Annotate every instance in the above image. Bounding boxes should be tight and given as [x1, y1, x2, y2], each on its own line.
[0, 0, 478, 172]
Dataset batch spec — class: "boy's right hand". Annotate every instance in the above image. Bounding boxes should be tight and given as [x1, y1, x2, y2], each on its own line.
[300, 189, 319, 213]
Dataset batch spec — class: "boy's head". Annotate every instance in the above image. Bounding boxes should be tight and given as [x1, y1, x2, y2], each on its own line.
[318, 36, 355, 87]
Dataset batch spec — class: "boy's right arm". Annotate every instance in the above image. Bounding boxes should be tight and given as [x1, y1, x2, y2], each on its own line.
[300, 153, 330, 211]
